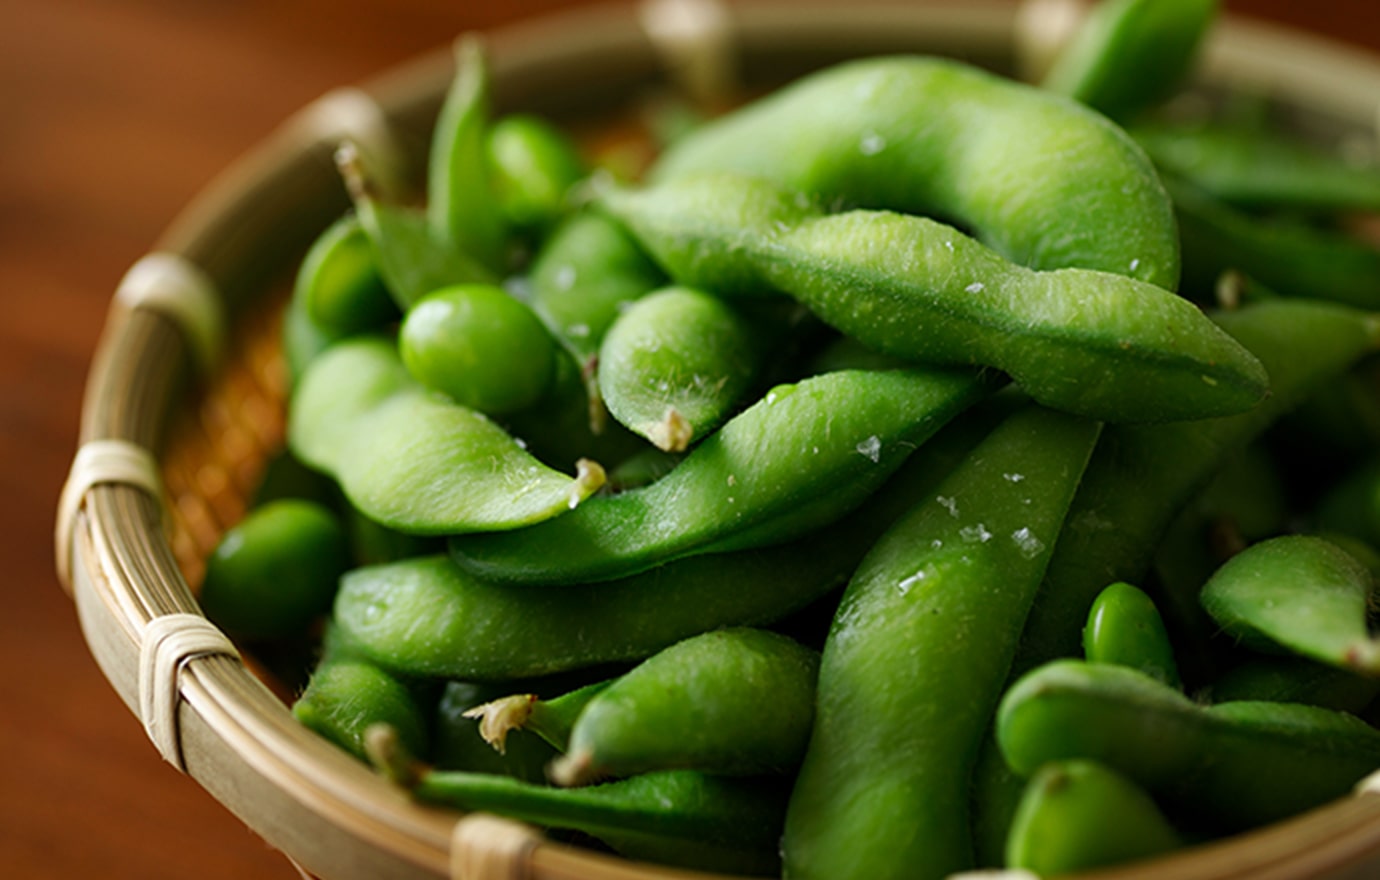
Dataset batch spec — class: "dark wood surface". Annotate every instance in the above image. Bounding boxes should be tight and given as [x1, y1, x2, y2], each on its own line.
[3, 2, 1377, 877]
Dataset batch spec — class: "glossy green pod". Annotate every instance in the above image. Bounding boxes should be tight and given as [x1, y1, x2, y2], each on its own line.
[1005, 760, 1183, 875]
[370, 726, 785, 876]
[597, 287, 760, 451]
[200, 499, 349, 640]
[651, 55, 1180, 287]
[447, 366, 993, 584]
[428, 36, 508, 273]
[1083, 582, 1181, 689]
[1200, 535, 1380, 675]
[601, 171, 1265, 424]
[334, 404, 1006, 680]
[548, 628, 819, 785]
[399, 284, 556, 416]
[782, 406, 1102, 880]
[997, 660, 1380, 831]
[1043, 0, 1218, 121]
[288, 337, 604, 535]
[296, 214, 397, 334]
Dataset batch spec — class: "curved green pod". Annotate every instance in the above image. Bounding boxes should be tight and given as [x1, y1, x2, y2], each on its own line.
[1043, 0, 1218, 121]
[1083, 582, 1181, 689]
[335, 406, 1003, 681]
[782, 406, 1102, 880]
[997, 660, 1380, 831]
[447, 366, 994, 585]
[295, 214, 397, 335]
[288, 337, 604, 535]
[651, 55, 1180, 287]
[1200, 535, 1380, 675]
[598, 287, 760, 451]
[547, 628, 819, 785]
[602, 171, 1265, 423]
[428, 35, 508, 273]
[1170, 175, 1380, 309]
[1006, 760, 1183, 875]
[1133, 121, 1380, 213]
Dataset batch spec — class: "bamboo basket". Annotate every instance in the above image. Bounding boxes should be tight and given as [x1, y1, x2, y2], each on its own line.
[55, 1, 1380, 878]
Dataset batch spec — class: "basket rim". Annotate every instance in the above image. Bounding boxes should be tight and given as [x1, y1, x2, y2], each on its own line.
[60, 2, 1380, 879]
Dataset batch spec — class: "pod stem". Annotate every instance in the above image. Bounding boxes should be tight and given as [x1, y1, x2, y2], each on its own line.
[364, 723, 426, 789]
[462, 695, 538, 754]
[570, 458, 608, 508]
[547, 748, 600, 788]
[646, 407, 694, 453]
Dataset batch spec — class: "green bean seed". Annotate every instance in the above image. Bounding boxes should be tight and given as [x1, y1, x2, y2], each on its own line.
[447, 366, 993, 584]
[598, 287, 760, 451]
[1201, 535, 1380, 675]
[1005, 760, 1183, 875]
[1084, 582, 1181, 689]
[399, 284, 556, 415]
[782, 406, 1101, 880]
[601, 170, 1266, 423]
[488, 113, 586, 231]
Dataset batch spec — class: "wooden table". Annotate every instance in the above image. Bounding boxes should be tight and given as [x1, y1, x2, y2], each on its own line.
[4, 2, 1377, 877]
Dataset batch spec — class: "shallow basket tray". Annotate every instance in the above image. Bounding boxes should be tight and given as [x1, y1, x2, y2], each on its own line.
[56, 1, 1380, 878]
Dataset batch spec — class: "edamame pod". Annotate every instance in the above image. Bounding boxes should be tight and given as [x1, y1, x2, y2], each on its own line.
[1200, 535, 1380, 675]
[1005, 760, 1183, 875]
[335, 405, 1002, 680]
[1133, 120, 1380, 213]
[447, 366, 994, 584]
[782, 406, 1102, 880]
[428, 36, 508, 273]
[598, 287, 760, 451]
[651, 55, 1180, 287]
[337, 143, 495, 310]
[488, 113, 586, 231]
[293, 657, 431, 764]
[548, 628, 819, 786]
[1084, 582, 1181, 689]
[997, 660, 1380, 830]
[1042, 0, 1218, 121]
[370, 726, 786, 876]
[295, 214, 397, 334]
[288, 337, 604, 534]
[601, 171, 1266, 423]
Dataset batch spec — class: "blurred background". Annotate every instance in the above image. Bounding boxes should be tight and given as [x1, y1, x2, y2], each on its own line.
[3, 1, 1378, 877]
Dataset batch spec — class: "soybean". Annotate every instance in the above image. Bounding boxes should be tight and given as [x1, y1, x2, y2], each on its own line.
[1083, 582, 1181, 689]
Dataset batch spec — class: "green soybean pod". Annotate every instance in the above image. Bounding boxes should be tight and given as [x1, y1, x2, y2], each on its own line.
[1084, 582, 1181, 689]
[782, 406, 1102, 880]
[399, 283, 556, 416]
[547, 628, 818, 786]
[335, 405, 1003, 681]
[293, 657, 431, 764]
[288, 337, 604, 535]
[1042, 0, 1218, 121]
[598, 287, 759, 451]
[487, 113, 586, 231]
[447, 366, 994, 585]
[1170, 175, 1380, 309]
[1005, 760, 1183, 875]
[282, 283, 350, 386]
[296, 213, 397, 334]
[199, 499, 349, 640]
[1133, 120, 1380, 213]
[1210, 656, 1380, 715]
[369, 726, 785, 876]
[651, 55, 1180, 287]
[428, 35, 508, 273]
[336, 143, 495, 310]
[970, 299, 1380, 864]
[1200, 535, 1380, 675]
[601, 171, 1265, 424]
[997, 660, 1380, 831]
